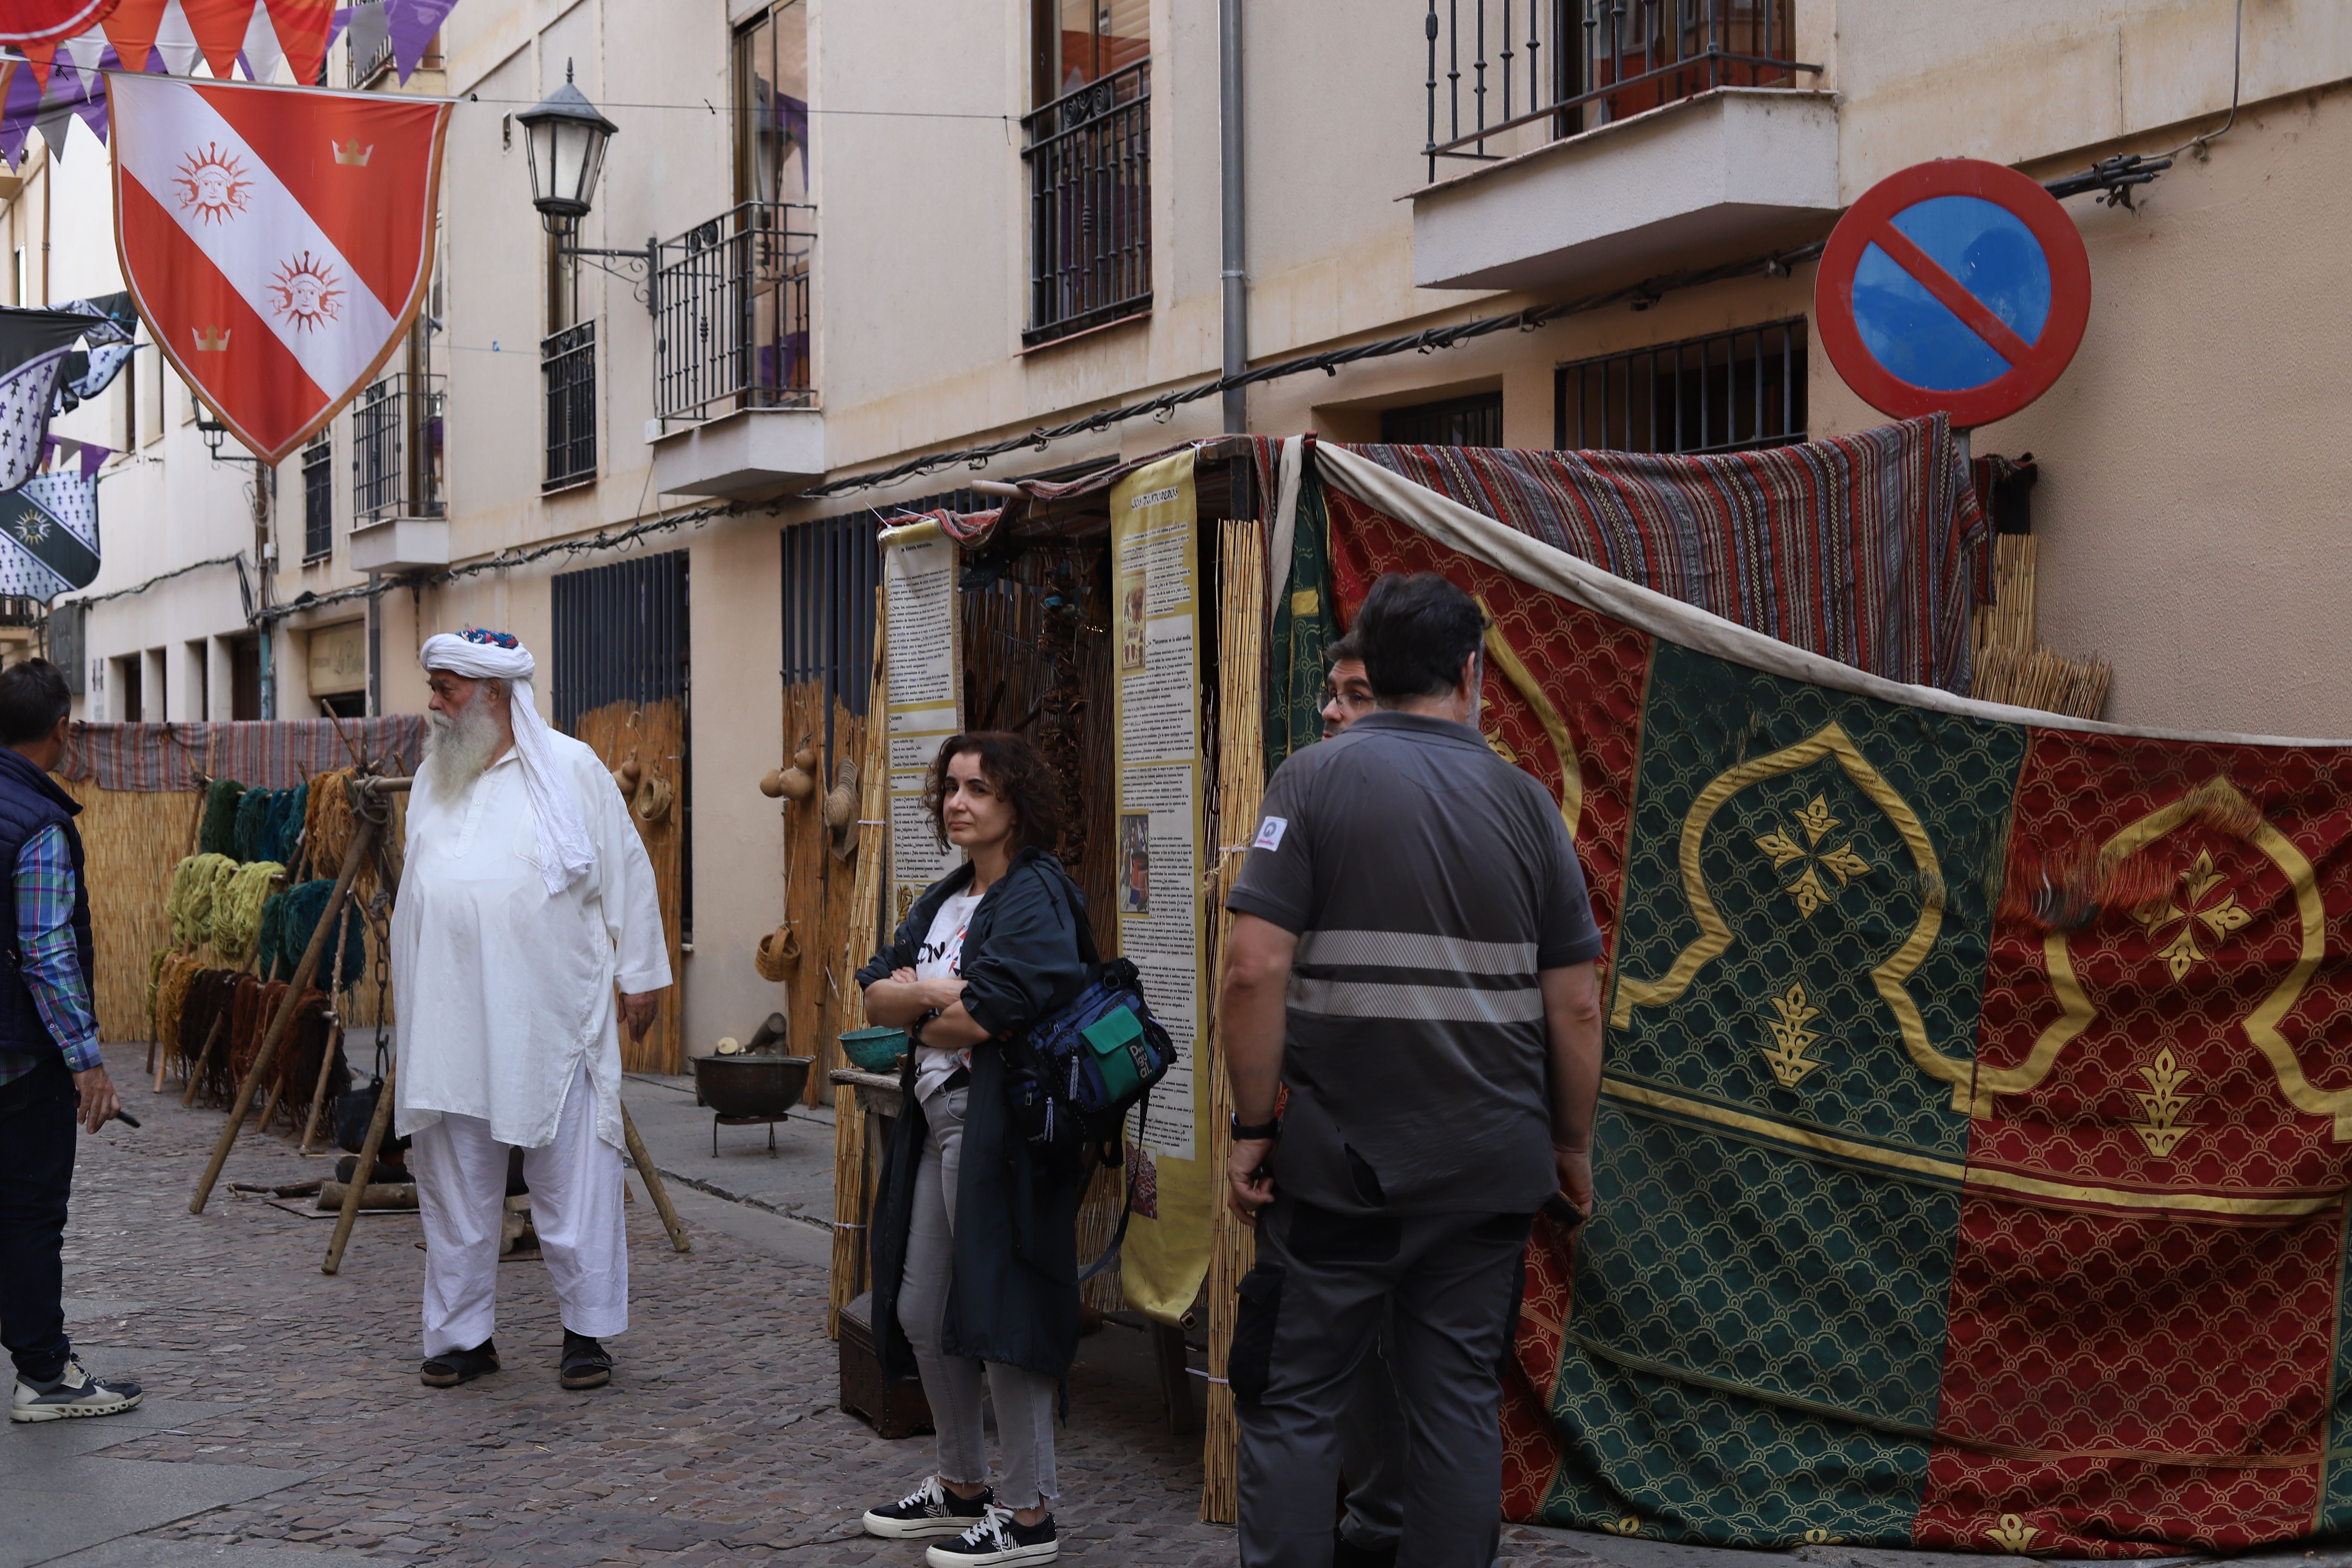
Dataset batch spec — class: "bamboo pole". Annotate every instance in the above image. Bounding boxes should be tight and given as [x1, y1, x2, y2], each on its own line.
[1201, 513, 1268, 1525]
[620, 1102, 690, 1253]
[828, 1079, 866, 1339]
[322, 1041, 393, 1275]
[191, 784, 400, 1214]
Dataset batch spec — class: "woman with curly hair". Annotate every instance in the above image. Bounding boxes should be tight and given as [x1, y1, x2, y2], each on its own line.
[855, 730, 1090, 1568]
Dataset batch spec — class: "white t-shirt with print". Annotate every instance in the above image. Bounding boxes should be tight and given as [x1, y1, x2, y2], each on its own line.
[911, 888, 982, 1102]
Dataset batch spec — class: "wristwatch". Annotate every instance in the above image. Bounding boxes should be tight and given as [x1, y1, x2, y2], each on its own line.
[909, 1007, 942, 1047]
[1230, 1112, 1282, 1142]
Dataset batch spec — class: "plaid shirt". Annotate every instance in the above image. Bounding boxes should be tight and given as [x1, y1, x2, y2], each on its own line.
[0, 823, 101, 1088]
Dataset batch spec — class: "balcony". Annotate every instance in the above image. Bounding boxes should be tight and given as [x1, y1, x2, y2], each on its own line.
[1410, 0, 1833, 293]
[1021, 59, 1151, 346]
[649, 202, 820, 498]
[348, 372, 449, 572]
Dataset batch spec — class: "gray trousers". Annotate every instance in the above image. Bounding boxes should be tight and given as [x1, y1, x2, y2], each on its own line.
[897, 1084, 1060, 1510]
[1236, 1194, 1531, 1568]
[1339, 1305, 1408, 1552]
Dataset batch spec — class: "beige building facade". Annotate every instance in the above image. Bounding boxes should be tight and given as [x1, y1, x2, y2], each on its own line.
[11, 0, 2350, 1050]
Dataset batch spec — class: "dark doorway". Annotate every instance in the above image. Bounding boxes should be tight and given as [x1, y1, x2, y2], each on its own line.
[230, 636, 262, 720]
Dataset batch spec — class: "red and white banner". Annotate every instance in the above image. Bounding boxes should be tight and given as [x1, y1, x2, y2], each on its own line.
[1, 0, 122, 48]
[109, 71, 449, 463]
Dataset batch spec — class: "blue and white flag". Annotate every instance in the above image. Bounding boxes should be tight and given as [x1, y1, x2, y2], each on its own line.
[0, 305, 91, 495]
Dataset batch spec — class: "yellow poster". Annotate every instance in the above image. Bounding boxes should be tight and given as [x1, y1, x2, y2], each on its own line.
[1110, 450, 1212, 1323]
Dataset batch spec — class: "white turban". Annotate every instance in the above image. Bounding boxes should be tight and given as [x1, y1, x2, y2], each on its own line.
[420, 631, 596, 897]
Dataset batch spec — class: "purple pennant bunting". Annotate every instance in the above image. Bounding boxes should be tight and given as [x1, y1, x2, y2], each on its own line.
[77, 442, 110, 482]
[1, 52, 40, 170]
[388, 0, 459, 84]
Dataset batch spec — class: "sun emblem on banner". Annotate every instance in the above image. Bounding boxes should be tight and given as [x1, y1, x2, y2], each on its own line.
[171, 143, 251, 224]
[266, 253, 345, 332]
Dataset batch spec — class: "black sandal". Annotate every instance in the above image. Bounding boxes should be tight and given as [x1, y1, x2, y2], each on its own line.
[419, 1338, 499, 1388]
[559, 1330, 613, 1390]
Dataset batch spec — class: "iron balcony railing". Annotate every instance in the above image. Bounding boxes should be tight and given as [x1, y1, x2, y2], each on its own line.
[543, 321, 597, 490]
[652, 202, 814, 426]
[1424, 0, 1818, 179]
[0, 596, 44, 629]
[1021, 59, 1150, 346]
[351, 372, 446, 526]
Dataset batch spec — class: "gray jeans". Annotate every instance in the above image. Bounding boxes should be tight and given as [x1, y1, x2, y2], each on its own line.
[1235, 1194, 1531, 1568]
[897, 1084, 1060, 1510]
[1339, 1304, 1408, 1552]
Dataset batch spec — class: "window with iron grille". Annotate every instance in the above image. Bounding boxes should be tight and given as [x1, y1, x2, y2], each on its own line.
[301, 430, 332, 561]
[553, 549, 690, 937]
[1380, 391, 1504, 447]
[1555, 318, 1807, 455]
[543, 320, 597, 490]
[1022, 1, 1150, 346]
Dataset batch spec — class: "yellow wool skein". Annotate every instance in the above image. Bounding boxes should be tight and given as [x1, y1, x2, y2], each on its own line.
[152, 952, 200, 1058]
[166, 853, 237, 949]
[211, 861, 283, 965]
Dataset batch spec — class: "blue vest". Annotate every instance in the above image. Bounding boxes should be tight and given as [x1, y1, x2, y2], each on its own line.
[0, 745, 93, 1055]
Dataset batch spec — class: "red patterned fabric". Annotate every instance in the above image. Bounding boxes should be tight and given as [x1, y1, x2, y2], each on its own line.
[62, 717, 428, 791]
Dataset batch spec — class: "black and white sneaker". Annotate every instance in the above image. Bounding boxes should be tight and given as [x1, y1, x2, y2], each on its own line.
[862, 1475, 994, 1539]
[11, 1358, 142, 1423]
[926, 1505, 1058, 1566]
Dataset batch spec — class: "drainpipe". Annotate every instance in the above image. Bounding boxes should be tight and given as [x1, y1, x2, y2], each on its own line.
[1219, 0, 1246, 434]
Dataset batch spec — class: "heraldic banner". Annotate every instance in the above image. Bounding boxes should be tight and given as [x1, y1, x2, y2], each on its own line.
[109, 70, 450, 463]
[1297, 439, 2352, 1556]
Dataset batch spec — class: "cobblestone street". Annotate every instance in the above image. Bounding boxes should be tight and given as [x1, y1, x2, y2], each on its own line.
[11, 1045, 1604, 1566]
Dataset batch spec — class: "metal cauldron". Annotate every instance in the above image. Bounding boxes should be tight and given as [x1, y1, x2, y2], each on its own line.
[691, 1053, 815, 1118]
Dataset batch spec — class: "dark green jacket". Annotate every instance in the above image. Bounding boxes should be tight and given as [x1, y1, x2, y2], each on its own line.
[856, 848, 1093, 1383]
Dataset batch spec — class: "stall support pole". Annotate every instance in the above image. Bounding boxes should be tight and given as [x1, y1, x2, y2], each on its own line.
[179, 1011, 225, 1109]
[322, 1041, 393, 1275]
[299, 899, 358, 1154]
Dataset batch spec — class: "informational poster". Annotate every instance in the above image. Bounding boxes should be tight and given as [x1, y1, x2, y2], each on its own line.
[882, 519, 962, 929]
[1110, 449, 1211, 1324]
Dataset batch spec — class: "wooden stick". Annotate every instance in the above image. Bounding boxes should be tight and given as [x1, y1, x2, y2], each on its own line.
[321, 1040, 393, 1275]
[620, 1101, 689, 1253]
[298, 897, 359, 1154]
[191, 811, 378, 1215]
[300, 1023, 344, 1155]
[180, 1010, 226, 1109]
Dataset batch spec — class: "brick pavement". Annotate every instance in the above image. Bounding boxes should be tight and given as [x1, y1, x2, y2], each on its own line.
[43, 1045, 1604, 1567]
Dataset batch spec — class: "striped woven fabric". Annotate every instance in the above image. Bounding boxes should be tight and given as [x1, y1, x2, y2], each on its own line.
[62, 717, 430, 792]
[1351, 414, 1988, 694]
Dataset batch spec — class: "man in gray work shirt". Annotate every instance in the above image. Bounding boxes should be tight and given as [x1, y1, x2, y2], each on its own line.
[1220, 571, 1605, 1568]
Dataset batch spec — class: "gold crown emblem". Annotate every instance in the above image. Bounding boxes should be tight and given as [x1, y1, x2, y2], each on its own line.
[193, 326, 231, 352]
[332, 139, 372, 166]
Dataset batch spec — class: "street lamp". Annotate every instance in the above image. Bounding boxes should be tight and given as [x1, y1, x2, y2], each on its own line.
[517, 60, 655, 312]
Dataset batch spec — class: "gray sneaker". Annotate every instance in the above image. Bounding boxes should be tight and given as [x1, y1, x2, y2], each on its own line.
[11, 1358, 142, 1423]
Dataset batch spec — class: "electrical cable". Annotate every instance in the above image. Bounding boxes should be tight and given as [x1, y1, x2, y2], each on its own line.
[2148, 0, 2243, 161]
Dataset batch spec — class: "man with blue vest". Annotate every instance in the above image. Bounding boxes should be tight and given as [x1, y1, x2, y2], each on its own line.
[0, 658, 141, 1423]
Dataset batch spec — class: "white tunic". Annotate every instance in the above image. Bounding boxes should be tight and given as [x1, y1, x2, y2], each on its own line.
[391, 729, 671, 1152]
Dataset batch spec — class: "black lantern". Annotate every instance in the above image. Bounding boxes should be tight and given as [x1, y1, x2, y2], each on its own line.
[517, 60, 618, 240]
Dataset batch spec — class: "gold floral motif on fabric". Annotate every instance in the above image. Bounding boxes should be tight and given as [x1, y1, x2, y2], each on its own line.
[1753, 795, 1874, 919]
[1476, 599, 1583, 838]
[2133, 849, 2252, 981]
[2132, 1048, 2196, 1157]
[1985, 1513, 2042, 1553]
[1760, 982, 1826, 1088]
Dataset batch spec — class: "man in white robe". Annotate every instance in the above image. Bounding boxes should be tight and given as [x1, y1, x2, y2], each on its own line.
[392, 629, 671, 1391]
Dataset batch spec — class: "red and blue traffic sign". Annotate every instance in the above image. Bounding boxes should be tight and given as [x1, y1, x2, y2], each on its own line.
[1815, 159, 2092, 429]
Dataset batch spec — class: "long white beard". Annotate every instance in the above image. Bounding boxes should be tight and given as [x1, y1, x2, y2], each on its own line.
[424, 691, 502, 796]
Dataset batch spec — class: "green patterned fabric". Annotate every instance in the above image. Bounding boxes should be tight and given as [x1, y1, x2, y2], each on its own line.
[1546, 642, 2026, 1543]
[1265, 452, 1338, 777]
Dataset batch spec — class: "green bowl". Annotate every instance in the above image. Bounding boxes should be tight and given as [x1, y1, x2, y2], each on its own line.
[838, 1026, 909, 1073]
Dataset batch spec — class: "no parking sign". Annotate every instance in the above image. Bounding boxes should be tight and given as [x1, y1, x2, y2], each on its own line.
[1815, 159, 2092, 429]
